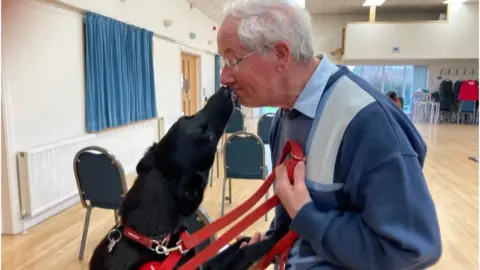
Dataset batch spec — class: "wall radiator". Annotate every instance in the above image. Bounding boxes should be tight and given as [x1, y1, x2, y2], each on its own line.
[16, 117, 180, 222]
[16, 135, 96, 218]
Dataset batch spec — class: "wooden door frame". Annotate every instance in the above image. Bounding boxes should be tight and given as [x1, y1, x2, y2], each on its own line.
[180, 51, 202, 115]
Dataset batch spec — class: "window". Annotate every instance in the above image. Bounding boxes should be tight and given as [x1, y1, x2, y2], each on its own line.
[345, 65, 429, 113]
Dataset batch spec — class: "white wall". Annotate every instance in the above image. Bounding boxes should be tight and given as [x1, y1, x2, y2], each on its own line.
[2, 0, 219, 234]
[311, 8, 478, 91]
[343, 3, 479, 61]
[428, 60, 479, 91]
[311, 10, 445, 62]
[55, 0, 219, 53]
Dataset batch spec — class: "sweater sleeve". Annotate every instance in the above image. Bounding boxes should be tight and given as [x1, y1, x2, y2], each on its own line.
[290, 104, 442, 270]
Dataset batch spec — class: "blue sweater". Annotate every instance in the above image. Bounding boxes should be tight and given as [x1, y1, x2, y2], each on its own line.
[267, 56, 442, 270]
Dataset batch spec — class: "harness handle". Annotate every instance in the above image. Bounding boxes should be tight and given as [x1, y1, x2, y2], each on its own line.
[179, 140, 305, 270]
[152, 140, 304, 270]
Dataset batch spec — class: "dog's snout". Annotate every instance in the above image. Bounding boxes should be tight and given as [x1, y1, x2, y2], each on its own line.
[221, 86, 232, 98]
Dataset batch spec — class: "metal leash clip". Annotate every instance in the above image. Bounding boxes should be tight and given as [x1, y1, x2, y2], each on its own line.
[107, 225, 122, 253]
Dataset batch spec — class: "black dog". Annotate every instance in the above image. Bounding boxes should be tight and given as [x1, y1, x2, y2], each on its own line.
[89, 87, 285, 270]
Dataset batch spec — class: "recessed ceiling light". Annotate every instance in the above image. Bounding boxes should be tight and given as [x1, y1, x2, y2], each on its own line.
[362, 0, 386, 6]
[443, 0, 467, 3]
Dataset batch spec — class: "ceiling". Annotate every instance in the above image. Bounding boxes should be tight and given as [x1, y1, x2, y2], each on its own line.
[307, 0, 449, 13]
[187, 0, 476, 23]
[187, 0, 225, 24]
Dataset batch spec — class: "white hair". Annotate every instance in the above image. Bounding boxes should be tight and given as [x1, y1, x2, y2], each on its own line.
[222, 0, 315, 62]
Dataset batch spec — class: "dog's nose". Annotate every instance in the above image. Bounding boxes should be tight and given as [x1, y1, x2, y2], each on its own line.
[220, 86, 232, 97]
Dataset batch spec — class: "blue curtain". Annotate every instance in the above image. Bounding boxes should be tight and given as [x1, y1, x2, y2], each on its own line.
[215, 54, 221, 91]
[85, 12, 157, 132]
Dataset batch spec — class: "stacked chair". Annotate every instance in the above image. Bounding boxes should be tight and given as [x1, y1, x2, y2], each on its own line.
[411, 90, 440, 124]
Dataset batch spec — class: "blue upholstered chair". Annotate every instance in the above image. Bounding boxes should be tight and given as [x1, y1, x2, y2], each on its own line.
[221, 131, 269, 221]
[73, 146, 127, 260]
[210, 108, 245, 187]
[257, 113, 275, 145]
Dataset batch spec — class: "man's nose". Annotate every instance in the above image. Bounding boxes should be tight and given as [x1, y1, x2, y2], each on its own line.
[220, 67, 235, 86]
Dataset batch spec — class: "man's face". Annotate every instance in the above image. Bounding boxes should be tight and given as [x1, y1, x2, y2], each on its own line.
[217, 17, 281, 108]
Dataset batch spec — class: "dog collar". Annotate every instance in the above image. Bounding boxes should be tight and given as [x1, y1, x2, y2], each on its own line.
[106, 223, 189, 256]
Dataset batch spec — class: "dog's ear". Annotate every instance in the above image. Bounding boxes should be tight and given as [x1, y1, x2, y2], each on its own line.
[173, 171, 208, 215]
[136, 143, 158, 174]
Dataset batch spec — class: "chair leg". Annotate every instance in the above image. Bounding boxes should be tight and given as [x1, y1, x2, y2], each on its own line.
[114, 210, 120, 225]
[216, 151, 220, 179]
[79, 207, 92, 260]
[221, 178, 227, 217]
[209, 166, 213, 187]
[228, 178, 232, 204]
[264, 189, 269, 221]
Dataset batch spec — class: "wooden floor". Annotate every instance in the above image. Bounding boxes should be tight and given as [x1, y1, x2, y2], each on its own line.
[2, 121, 478, 269]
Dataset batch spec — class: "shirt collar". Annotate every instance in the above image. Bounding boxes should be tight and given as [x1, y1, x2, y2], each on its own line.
[292, 54, 339, 118]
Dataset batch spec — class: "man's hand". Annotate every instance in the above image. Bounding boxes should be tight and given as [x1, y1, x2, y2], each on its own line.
[237, 231, 266, 248]
[235, 232, 265, 270]
[275, 161, 312, 218]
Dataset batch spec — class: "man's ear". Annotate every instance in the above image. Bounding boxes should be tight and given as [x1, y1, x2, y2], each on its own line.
[273, 41, 291, 71]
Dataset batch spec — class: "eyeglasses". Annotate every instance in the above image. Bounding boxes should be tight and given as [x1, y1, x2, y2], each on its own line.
[220, 46, 269, 70]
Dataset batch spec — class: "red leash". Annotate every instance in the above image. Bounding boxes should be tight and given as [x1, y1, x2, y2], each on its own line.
[142, 140, 304, 270]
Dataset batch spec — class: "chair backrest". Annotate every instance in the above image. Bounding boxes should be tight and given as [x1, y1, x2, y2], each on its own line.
[459, 100, 476, 113]
[225, 108, 244, 133]
[73, 146, 127, 210]
[224, 131, 265, 180]
[257, 113, 275, 144]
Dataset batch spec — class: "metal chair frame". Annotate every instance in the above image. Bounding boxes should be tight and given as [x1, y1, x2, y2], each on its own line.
[73, 145, 127, 260]
[457, 100, 477, 124]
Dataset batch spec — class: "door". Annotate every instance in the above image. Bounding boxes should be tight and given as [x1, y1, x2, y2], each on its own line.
[181, 53, 198, 116]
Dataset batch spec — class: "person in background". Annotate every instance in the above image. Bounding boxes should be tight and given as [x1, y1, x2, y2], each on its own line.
[217, 0, 442, 269]
[386, 90, 403, 109]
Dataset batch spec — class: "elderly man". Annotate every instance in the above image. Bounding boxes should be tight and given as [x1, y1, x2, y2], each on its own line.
[217, 0, 442, 269]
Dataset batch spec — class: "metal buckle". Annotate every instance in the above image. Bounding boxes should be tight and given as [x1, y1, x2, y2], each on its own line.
[176, 240, 189, 254]
[107, 227, 122, 243]
[150, 239, 189, 256]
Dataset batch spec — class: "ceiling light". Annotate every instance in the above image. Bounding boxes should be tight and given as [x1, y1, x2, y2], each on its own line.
[362, 0, 386, 6]
[294, 0, 305, 8]
[442, 0, 467, 3]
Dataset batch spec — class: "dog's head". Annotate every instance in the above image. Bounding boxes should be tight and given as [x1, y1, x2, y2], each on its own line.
[119, 86, 234, 237]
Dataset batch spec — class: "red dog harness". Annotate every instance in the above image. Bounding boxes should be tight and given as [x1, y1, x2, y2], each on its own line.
[138, 140, 305, 270]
